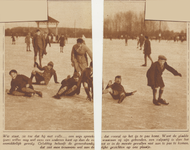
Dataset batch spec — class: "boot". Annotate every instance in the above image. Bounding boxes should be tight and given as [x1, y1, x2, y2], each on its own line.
[158, 98, 169, 105]
[24, 93, 33, 97]
[36, 91, 42, 97]
[52, 94, 61, 99]
[153, 99, 161, 106]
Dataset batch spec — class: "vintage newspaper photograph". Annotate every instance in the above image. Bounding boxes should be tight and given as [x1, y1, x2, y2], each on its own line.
[101, 0, 189, 149]
[4, 0, 93, 131]
[102, 1, 187, 130]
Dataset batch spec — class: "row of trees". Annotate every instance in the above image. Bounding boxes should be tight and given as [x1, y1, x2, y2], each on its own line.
[5, 27, 92, 38]
[104, 11, 186, 40]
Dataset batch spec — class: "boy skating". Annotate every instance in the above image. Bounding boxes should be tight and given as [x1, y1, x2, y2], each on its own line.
[141, 36, 153, 67]
[146, 55, 182, 105]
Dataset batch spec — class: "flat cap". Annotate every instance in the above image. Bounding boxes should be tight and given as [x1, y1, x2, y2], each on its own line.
[158, 55, 167, 60]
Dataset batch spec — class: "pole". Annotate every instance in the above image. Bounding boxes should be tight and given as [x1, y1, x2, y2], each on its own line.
[74, 20, 76, 38]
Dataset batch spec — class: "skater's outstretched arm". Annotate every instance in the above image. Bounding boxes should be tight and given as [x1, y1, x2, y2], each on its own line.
[53, 71, 59, 83]
[84, 45, 92, 60]
[9, 81, 16, 94]
[102, 88, 112, 94]
[165, 62, 182, 76]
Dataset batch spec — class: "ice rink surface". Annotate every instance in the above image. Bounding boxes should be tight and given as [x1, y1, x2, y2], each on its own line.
[102, 39, 187, 130]
[5, 37, 93, 130]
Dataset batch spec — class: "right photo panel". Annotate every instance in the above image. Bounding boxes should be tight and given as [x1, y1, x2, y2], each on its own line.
[102, 0, 187, 131]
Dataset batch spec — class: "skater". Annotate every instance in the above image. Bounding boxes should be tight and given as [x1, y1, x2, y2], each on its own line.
[136, 36, 139, 48]
[7, 69, 42, 97]
[30, 61, 58, 85]
[65, 34, 68, 44]
[125, 34, 128, 46]
[32, 29, 45, 67]
[76, 61, 93, 101]
[141, 36, 153, 67]
[52, 72, 80, 99]
[76, 62, 93, 101]
[146, 55, 182, 105]
[138, 34, 144, 50]
[59, 34, 65, 53]
[102, 75, 136, 103]
[43, 32, 50, 54]
[71, 38, 92, 76]
[158, 33, 161, 42]
[25, 33, 31, 51]
[11, 34, 16, 45]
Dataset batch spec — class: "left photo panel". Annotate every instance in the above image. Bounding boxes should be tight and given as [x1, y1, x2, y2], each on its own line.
[4, 0, 93, 131]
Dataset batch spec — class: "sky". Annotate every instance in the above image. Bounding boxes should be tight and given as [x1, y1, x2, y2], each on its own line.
[104, 1, 186, 32]
[5, 1, 92, 29]
[5, 0, 187, 32]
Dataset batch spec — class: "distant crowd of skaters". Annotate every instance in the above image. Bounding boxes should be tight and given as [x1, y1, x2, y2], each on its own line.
[8, 29, 93, 101]
[109, 33, 186, 43]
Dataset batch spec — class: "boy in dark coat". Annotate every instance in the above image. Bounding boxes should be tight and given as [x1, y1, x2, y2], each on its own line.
[76, 62, 93, 101]
[59, 34, 65, 53]
[52, 73, 80, 99]
[7, 70, 42, 97]
[146, 55, 182, 105]
[30, 61, 58, 85]
[142, 36, 153, 66]
[25, 33, 31, 51]
[32, 29, 45, 67]
[102, 76, 136, 103]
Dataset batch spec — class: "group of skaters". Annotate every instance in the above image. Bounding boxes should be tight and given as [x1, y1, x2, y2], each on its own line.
[103, 33, 182, 106]
[7, 29, 93, 101]
[24, 30, 69, 55]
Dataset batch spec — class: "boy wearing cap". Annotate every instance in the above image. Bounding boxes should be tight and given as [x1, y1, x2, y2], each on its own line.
[7, 70, 42, 97]
[53, 73, 80, 99]
[138, 34, 144, 50]
[76, 62, 93, 101]
[146, 55, 182, 105]
[32, 29, 45, 67]
[30, 61, 58, 85]
[59, 34, 65, 53]
[102, 76, 136, 103]
[142, 36, 153, 67]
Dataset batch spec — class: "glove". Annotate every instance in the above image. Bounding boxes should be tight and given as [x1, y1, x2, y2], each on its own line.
[177, 73, 182, 77]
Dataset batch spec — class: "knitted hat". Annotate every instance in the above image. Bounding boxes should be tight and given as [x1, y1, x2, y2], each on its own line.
[115, 75, 121, 79]
[9, 69, 17, 75]
[48, 61, 54, 67]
